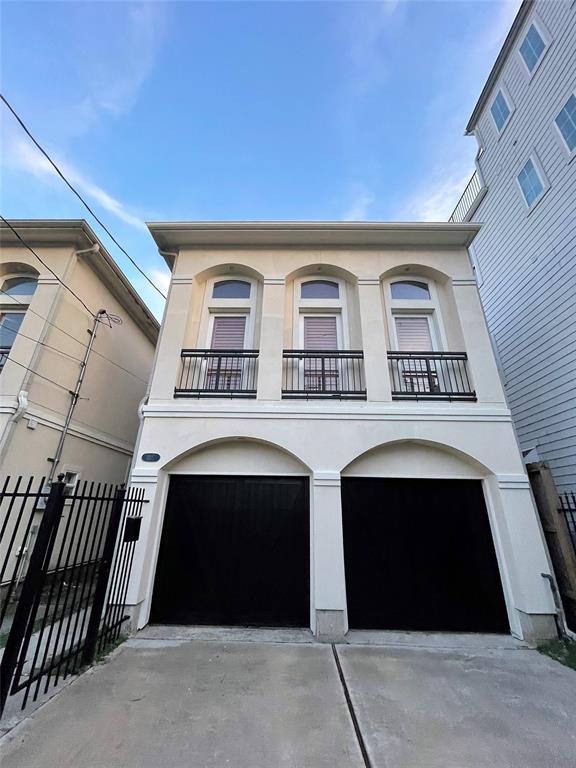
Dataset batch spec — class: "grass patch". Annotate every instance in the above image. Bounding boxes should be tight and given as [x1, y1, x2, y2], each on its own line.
[94, 633, 128, 664]
[538, 637, 576, 671]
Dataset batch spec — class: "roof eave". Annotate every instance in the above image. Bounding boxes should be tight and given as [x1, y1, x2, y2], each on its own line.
[0, 219, 159, 343]
[147, 221, 481, 263]
[465, 0, 532, 134]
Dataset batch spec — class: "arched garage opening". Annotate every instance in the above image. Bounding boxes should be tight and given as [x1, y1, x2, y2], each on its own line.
[150, 439, 311, 627]
[341, 441, 509, 633]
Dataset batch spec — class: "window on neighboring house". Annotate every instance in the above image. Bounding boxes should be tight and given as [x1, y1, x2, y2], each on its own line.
[301, 280, 339, 299]
[1, 276, 38, 297]
[555, 93, 576, 153]
[63, 471, 79, 497]
[490, 90, 511, 132]
[0, 311, 25, 369]
[391, 281, 431, 300]
[212, 280, 251, 299]
[519, 22, 547, 73]
[517, 157, 546, 207]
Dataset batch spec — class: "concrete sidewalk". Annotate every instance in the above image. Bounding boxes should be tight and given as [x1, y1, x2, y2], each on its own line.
[1, 631, 575, 768]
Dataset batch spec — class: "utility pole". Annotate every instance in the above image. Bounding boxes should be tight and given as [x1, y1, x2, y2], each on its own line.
[47, 309, 107, 484]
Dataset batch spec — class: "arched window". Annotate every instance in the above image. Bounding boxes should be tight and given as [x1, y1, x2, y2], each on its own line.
[1, 273, 38, 371]
[1, 275, 37, 297]
[390, 280, 430, 300]
[386, 277, 443, 352]
[300, 280, 339, 299]
[212, 280, 251, 299]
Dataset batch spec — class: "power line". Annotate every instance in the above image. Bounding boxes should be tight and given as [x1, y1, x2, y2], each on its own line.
[1, 216, 96, 316]
[0, 93, 167, 300]
[10, 328, 84, 364]
[1, 290, 149, 384]
[1, 355, 74, 394]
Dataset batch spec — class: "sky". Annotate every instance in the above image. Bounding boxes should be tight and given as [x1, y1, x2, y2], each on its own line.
[0, 0, 522, 318]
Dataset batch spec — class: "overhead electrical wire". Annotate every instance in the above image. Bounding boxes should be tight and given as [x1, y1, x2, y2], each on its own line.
[1, 215, 96, 316]
[1, 355, 75, 394]
[0, 93, 167, 300]
[0, 290, 149, 384]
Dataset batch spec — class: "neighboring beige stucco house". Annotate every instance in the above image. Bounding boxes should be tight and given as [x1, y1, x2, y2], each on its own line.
[0, 220, 158, 487]
[127, 221, 558, 644]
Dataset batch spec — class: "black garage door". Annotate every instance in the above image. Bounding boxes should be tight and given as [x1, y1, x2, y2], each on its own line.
[150, 475, 309, 627]
[342, 478, 509, 632]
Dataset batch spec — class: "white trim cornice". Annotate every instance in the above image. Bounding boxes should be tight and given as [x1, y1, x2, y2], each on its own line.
[497, 474, 531, 490]
[25, 405, 135, 456]
[141, 402, 512, 423]
[313, 472, 341, 487]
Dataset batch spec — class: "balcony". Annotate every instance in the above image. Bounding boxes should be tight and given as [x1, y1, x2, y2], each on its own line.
[388, 351, 476, 402]
[282, 350, 367, 400]
[175, 349, 259, 398]
[449, 171, 487, 223]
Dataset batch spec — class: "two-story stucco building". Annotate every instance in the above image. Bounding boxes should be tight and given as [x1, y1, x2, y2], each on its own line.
[450, 0, 576, 491]
[127, 221, 557, 643]
[0, 220, 158, 485]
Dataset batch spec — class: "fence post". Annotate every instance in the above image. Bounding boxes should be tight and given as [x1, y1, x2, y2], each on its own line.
[527, 462, 576, 633]
[82, 485, 126, 666]
[0, 476, 66, 717]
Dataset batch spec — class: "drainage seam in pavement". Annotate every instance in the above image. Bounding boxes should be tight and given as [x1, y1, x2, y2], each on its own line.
[331, 644, 372, 768]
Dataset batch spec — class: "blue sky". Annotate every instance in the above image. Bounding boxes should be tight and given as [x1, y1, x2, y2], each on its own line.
[1, 0, 521, 317]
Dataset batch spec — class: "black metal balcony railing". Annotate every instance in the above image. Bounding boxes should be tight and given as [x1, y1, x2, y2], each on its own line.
[282, 350, 367, 400]
[388, 351, 476, 401]
[0, 346, 10, 370]
[175, 349, 259, 398]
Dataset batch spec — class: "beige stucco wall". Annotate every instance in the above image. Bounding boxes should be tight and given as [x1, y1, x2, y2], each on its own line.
[126, 234, 557, 643]
[1, 243, 156, 482]
[149, 244, 505, 405]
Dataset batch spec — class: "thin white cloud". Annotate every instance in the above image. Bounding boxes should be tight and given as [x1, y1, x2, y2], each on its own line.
[90, 3, 168, 118]
[11, 137, 147, 231]
[346, 1, 404, 94]
[401, 170, 474, 222]
[342, 185, 375, 221]
[395, 0, 523, 221]
[148, 267, 171, 295]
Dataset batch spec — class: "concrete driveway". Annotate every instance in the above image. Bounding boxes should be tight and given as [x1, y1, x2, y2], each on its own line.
[1, 628, 575, 768]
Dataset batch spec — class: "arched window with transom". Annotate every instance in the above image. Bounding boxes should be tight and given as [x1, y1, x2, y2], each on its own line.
[0, 271, 38, 371]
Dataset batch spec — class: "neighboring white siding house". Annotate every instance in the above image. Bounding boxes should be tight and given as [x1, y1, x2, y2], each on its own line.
[451, 0, 576, 490]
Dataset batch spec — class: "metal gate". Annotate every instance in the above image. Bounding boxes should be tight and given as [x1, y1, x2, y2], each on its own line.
[0, 475, 144, 717]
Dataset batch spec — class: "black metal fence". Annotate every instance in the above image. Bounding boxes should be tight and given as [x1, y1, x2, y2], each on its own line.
[388, 351, 476, 401]
[0, 475, 144, 717]
[282, 350, 367, 400]
[560, 491, 576, 554]
[175, 349, 259, 398]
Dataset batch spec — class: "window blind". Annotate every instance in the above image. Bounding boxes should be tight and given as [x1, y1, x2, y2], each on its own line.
[304, 316, 338, 350]
[211, 316, 246, 349]
[395, 316, 433, 351]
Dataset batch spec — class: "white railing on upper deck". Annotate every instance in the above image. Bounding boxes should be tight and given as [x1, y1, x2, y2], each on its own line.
[449, 171, 486, 223]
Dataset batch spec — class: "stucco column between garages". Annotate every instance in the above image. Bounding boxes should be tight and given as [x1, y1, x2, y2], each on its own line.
[312, 472, 348, 641]
[357, 278, 392, 401]
[257, 278, 285, 400]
